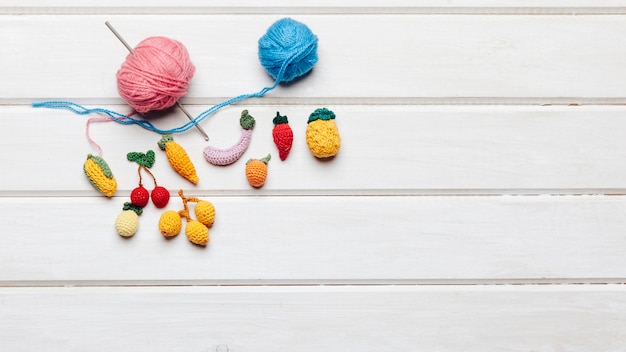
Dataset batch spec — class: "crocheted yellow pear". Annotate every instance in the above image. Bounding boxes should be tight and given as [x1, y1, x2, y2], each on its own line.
[305, 108, 341, 158]
[158, 190, 214, 246]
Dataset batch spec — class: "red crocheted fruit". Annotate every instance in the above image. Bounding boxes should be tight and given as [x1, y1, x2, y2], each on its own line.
[130, 186, 150, 207]
[151, 186, 170, 208]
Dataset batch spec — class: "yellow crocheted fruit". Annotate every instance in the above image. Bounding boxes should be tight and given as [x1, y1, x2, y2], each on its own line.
[115, 210, 138, 237]
[194, 200, 215, 228]
[84, 154, 117, 197]
[158, 210, 182, 237]
[185, 220, 209, 246]
[158, 135, 199, 185]
[305, 108, 341, 159]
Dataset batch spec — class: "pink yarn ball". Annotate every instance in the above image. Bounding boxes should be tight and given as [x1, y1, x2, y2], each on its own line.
[116, 36, 195, 114]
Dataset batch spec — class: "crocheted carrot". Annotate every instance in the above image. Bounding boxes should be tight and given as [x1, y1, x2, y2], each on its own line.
[203, 110, 255, 166]
[272, 111, 293, 161]
[245, 154, 271, 188]
[84, 154, 117, 197]
[305, 108, 341, 158]
[158, 134, 199, 184]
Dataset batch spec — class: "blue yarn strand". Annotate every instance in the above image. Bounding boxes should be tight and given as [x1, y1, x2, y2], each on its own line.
[32, 54, 288, 134]
[32, 17, 318, 135]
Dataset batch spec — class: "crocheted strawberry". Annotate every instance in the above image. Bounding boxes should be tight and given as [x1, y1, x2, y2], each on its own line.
[272, 111, 293, 161]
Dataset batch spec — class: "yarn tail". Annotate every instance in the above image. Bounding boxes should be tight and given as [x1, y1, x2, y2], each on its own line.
[32, 101, 194, 134]
[86, 117, 115, 156]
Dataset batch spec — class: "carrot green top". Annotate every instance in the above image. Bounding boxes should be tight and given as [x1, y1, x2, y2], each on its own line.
[157, 134, 175, 150]
[307, 108, 335, 124]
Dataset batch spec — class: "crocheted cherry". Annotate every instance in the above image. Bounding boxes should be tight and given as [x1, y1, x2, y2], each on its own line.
[127, 150, 170, 209]
[130, 186, 150, 207]
[151, 186, 170, 208]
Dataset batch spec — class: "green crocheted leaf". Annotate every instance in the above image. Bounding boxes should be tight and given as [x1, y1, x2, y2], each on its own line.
[158, 135, 174, 150]
[240, 110, 256, 130]
[123, 202, 143, 215]
[273, 111, 289, 125]
[127, 152, 141, 163]
[308, 107, 336, 124]
[127, 150, 156, 168]
[144, 150, 155, 168]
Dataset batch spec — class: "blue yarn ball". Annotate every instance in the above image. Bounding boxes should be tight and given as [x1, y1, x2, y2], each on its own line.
[258, 18, 319, 83]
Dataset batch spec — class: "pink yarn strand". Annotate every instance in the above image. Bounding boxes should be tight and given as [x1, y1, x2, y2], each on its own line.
[86, 117, 115, 156]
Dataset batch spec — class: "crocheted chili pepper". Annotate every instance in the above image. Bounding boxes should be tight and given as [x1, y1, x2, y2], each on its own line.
[272, 111, 293, 161]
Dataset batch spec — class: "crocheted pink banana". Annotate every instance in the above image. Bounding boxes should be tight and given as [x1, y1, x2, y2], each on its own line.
[203, 110, 255, 166]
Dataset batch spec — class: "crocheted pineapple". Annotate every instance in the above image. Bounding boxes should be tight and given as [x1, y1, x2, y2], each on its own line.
[305, 108, 341, 158]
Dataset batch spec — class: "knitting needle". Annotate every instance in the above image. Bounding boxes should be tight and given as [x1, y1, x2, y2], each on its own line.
[105, 21, 210, 141]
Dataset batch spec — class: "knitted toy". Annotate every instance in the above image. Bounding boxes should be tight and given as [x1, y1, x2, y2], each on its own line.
[203, 110, 256, 166]
[158, 134, 199, 184]
[158, 190, 215, 246]
[126, 150, 170, 208]
[115, 150, 171, 238]
[245, 154, 271, 188]
[305, 108, 341, 158]
[84, 154, 117, 197]
[115, 202, 143, 238]
[272, 111, 293, 161]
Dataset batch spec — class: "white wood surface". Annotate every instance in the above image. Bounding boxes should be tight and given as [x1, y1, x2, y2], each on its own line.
[4, 15, 626, 103]
[1, 2, 625, 350]
[2, 285, 626, 352]
[2, 195, 626, 284]
[6, 105, 626, 194]
[5, 1, 626, 12]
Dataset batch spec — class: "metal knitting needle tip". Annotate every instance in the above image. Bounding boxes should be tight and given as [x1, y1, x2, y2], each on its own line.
[105, 21, 134, 54]
[105, 21, 209, 141]
[176, 101, 209, 141]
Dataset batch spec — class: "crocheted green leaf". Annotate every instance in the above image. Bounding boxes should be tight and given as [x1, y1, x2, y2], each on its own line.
[308, 107, 335, 124]
[127, 150, 156, 168]
[123, 202, 143, 215]
[273, 111, 289, 125]
[158, 135, 174, 150]
[240, 110, 256, 130]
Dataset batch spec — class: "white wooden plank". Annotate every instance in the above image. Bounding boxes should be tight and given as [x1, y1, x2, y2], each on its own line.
[3, 15, 626, 103]
[1, 285, 625, 351]
[2, 195, 626, 283]
[4, 105, 626, 194]
[4, 0, 626, 11]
